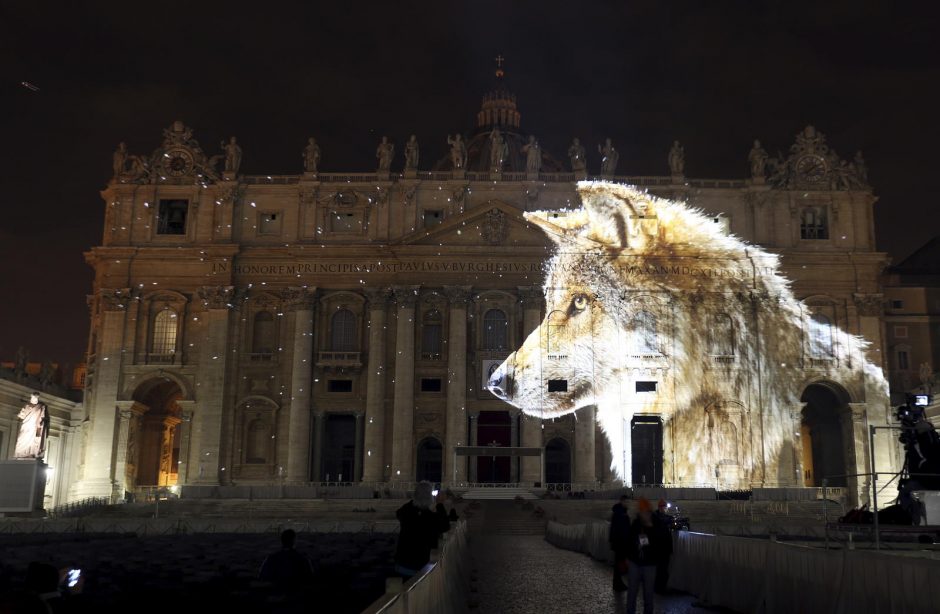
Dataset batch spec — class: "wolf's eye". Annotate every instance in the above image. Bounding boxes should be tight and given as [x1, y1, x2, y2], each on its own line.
[572, 294, 590, 312]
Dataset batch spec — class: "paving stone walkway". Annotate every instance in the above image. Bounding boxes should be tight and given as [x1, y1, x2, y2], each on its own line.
[470, 534, 727, 614]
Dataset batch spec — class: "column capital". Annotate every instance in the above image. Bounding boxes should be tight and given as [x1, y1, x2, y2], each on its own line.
[282, 286, 318, 312]
[365, 287, 393, 308]
[518, 286, 544, 309]
[99, 288, 134, 311]
[443, 285, 473, 305]
[847, 402, 868, 419]
[392, 285, 420, 307]
[198, 285, 236, 310]
[853, 293, 884, 317]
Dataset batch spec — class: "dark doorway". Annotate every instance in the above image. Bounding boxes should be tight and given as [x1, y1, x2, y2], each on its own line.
[322, 414, 356, 482]
[801, 384, 848, 487]
[416, 437, 443, 483]
[631, 416, 663, 485]
[477, 411, 511, 483]
[130, 379, 183, 488]
[545, 438, 572, 483]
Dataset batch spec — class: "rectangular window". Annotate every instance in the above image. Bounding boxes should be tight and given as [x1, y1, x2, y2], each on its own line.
[636, 381, 657, 393]
[157, 199, 188, 235]
[420, 378, 442, 392]
[258, 211, 282, 235]
[327, 379, 353, 393]
[894, 326, 908, 339]
[423, 210, 443, 228]
[799, 206, 829, 240]
[891, 300, 904, 309]
[421, 324, 442, 359]
[330, 211, 357, 232]
[898, 351, 909, 371]
[547, 379, 568, 392]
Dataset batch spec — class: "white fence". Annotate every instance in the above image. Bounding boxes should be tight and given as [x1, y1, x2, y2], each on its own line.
[544, 521, 940, 613]
[361, 520, 469, 614]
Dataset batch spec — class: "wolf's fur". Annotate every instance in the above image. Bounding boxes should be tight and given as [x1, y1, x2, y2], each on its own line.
[488, 181, 892, 489]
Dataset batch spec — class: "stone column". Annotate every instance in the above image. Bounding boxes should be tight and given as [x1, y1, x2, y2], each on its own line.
[363, 288, 391, 481]
[853, 293, 886, 368]
[354, 412, 364, 482]
[444, 286, 471, 484]
[189, 286, 234, 485]
[846, 403, 871, 507]
[312, 413, 325, 481]
[391, 286, 419, 481]
[574, 406, 597, 484]
[113, 401, 146, 496]
[468, 411, 479, 482]
[158, 415, 182, 486]
[519, 286, 544, 484]
[176, 403, 195, 484]
[285, 287, 316, 482]
[790, 407, 805, 487]
[510, 410, 520, 482]
[73, 289, 131, 501]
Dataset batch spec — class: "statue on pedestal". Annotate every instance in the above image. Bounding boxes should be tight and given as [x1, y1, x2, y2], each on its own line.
[15, 393, 49, 460]
[489, 128, 508, 172]
[13, 346, 28, 380]
[853, 150, 868, 184]
[522, 135, 541, 174]
[303, 137, 321, 173]
[113, 142, 127, 179]
[404, 135, 419, 170]
[568, 138, 586, 172]
[748, 139, 768, 180]
[598, 138, 619, 176]
[223, 137, 242, 174]
[447, 134, 467, 170]
[38, 360, 56, 390]
[669, 140, 685, 176]
[376, 136, 394, 172]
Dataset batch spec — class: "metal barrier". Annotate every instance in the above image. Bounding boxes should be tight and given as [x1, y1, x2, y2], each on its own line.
[361, 520, 469, 614]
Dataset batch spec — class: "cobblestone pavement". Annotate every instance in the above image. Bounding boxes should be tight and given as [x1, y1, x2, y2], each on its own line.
[470, 534, 727, 614]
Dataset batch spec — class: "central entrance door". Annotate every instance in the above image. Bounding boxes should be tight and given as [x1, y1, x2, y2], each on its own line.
[631, 416, 663, 485]
[477, 411, 512, 482]
[322, 414, 356, 482]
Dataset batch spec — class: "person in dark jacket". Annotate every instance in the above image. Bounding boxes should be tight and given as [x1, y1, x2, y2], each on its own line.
[258, 529, 315, 592]
[394, 481, 449, 578]
[625, 498, 667, 614]
[609, 495, 630, 591]
[652, 498, 674, 593]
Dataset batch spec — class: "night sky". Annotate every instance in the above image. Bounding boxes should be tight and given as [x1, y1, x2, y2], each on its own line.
[2, 1, 937, 365]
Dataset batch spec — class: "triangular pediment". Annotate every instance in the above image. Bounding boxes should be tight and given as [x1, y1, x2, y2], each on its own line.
[396, 199, 554, 248]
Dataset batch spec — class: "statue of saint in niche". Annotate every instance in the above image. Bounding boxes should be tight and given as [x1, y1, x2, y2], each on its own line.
[15, 393, 50, 460]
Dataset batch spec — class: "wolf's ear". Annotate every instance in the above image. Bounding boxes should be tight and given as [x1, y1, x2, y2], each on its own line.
[576, 181, 657, 251]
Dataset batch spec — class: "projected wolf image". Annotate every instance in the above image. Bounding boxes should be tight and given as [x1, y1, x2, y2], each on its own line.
[487, 181, 895, 493]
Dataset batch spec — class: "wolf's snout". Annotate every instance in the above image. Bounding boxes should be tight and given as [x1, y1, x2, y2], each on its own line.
[487, 360, 515, 400]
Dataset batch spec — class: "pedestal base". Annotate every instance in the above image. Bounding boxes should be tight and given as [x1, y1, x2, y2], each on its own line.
[0, 459, 47, 513]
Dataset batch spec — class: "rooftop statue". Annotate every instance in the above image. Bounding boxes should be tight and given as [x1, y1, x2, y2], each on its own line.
[568, 138, 586, 172]
[303, 137, 321, 173]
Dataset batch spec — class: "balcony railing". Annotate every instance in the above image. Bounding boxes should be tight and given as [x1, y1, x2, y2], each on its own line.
[147, 352, 177, 365]
[248, 352, 274, 362]
[711, 355, 736, 365]
[317, 351, 362, 368]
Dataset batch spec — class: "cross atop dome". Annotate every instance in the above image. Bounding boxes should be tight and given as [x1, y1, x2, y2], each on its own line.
[494, 54, 505, 79]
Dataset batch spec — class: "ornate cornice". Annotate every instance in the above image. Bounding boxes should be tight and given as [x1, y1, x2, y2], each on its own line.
[282, 286, 317, 312]
[392, 285, 420, 307]
[198, 285, 235, 309]
[364, 287, 393, 309]
[99, 288, 133, 311]
[443, 285, 473, 305]
[853, 293, 884, 317]
[517, 286, 544, 309]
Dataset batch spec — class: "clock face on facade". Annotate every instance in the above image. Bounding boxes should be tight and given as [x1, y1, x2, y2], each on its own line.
[795, 155, 827, 183]
[164, 148, 194, 177]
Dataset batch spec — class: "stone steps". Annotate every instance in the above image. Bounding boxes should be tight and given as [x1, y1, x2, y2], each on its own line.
[460, 487, 539, 500]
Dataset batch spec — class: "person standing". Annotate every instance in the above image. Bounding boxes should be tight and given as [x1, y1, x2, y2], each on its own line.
[652, 499, 674, 593]
[393, 481, 449, 578]
[258, 529, 315, 593]
[625, 498, 666, 614]
[609, 495, 630, 591]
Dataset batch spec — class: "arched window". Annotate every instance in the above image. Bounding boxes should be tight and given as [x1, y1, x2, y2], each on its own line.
[709, 314, 735, 356]
[483, 309, 509, 350]
[151, 309, 178, 356]
[809, 314, 834, 357]
[633, 310, 658, 354]
[547, 310, 567, 356]
[330, 309, 357, 351]
[421, 310, 443, 359]
[252, 311, 275, 354]
[246, 418, 268, 464]
[800, 207, 829, 240]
